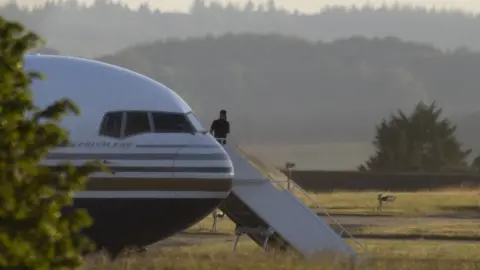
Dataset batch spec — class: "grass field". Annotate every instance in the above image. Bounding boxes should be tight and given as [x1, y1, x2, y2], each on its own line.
[239, 144, 480, 217]
[190, 188, 480, 231]
[307, 189, 480, 216]
[187, 188, 480, 245]
[358, 220, 480, 237]
[189, 213, 480, 241]
[83, 188, 480, 269]
[82, 239, 480, 270]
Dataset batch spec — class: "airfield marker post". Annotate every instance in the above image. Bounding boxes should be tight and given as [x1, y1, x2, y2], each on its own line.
[232, 235, 241, 251]
[211, 213, 218, 232]
[285, 162, 296, 190]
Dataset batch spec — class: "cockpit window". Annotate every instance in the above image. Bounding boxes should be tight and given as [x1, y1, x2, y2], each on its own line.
[99, 110, 198, 138]
[124, 111, 151, 137]
[186, 112, 206, 132]
[99, 111, 123, 138]
[151, 112, 194, 133]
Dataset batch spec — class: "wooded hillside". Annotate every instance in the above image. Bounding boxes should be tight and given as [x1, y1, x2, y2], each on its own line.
[3, 0, 480, 57]
[96, 34, 480, 154]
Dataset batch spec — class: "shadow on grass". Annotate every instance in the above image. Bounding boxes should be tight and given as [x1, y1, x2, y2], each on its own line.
[177, 231, 232, 237]
[316, 212, 397, 217]
[350, 234, 480, 242]
[434, 206, 480, 219]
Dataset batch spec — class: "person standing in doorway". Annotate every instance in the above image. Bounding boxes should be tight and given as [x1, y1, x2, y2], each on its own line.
[210, 110, 230, 145]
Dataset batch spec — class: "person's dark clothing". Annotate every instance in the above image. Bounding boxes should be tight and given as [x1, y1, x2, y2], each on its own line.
[210, 119, 230, 144]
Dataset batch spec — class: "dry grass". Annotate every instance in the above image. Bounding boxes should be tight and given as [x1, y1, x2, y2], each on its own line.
[187, 188, 480, 237]
[358, 219, 480, 237]
[356, 239, 480, 260]
[83, 179, 480, 269]
[187, 212, 480, 242]
[82, 239, 480, 270]
[186, 214, 236, 234]
[308, 188, 480, 216]
[237, 145, 480, 217]
[81, 188, 480, 269]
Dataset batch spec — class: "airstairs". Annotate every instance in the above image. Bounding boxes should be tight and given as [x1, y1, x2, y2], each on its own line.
[219, 143, 366, 258]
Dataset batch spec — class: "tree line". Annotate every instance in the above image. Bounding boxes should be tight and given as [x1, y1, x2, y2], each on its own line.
[96, 33, 480, 155]
[2, 0, 480, 57]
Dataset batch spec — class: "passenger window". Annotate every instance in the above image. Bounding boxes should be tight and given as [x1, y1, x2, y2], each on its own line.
[151, 112, 194, 133]
[99, 111, 123, 138]
[124, 111, 151, 137]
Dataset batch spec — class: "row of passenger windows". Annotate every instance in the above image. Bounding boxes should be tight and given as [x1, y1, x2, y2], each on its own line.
[99, 111, 202, 138]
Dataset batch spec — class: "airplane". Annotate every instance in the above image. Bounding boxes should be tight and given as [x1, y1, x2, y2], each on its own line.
[23, 53, 234, 257]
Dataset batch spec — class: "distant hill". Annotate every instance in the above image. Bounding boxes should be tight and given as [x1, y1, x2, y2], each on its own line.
[95, 34, 480, 150]
[4, 0, 480, 57]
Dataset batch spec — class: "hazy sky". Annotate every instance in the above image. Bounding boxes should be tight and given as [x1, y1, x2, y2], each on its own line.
[4, 0, 480, 13]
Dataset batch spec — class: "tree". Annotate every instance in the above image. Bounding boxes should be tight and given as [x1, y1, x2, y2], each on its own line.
[0, 17, 104, 269]
[266, 0, 276, 12]
[189, 0, 207, 14]
[358, 101, 471, 172]
[470, 155, 480, 172]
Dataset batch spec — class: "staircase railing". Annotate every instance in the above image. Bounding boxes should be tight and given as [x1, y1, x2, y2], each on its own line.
[273, 179, 366, 253]
[233, 144, 367, 254]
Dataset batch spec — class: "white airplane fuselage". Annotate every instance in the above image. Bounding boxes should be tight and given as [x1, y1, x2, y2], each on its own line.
[24, 54, 234, 256]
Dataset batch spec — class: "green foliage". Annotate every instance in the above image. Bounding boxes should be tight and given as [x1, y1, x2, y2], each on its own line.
[359, 101, 471, 172]
[0, 17, 105, 269]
